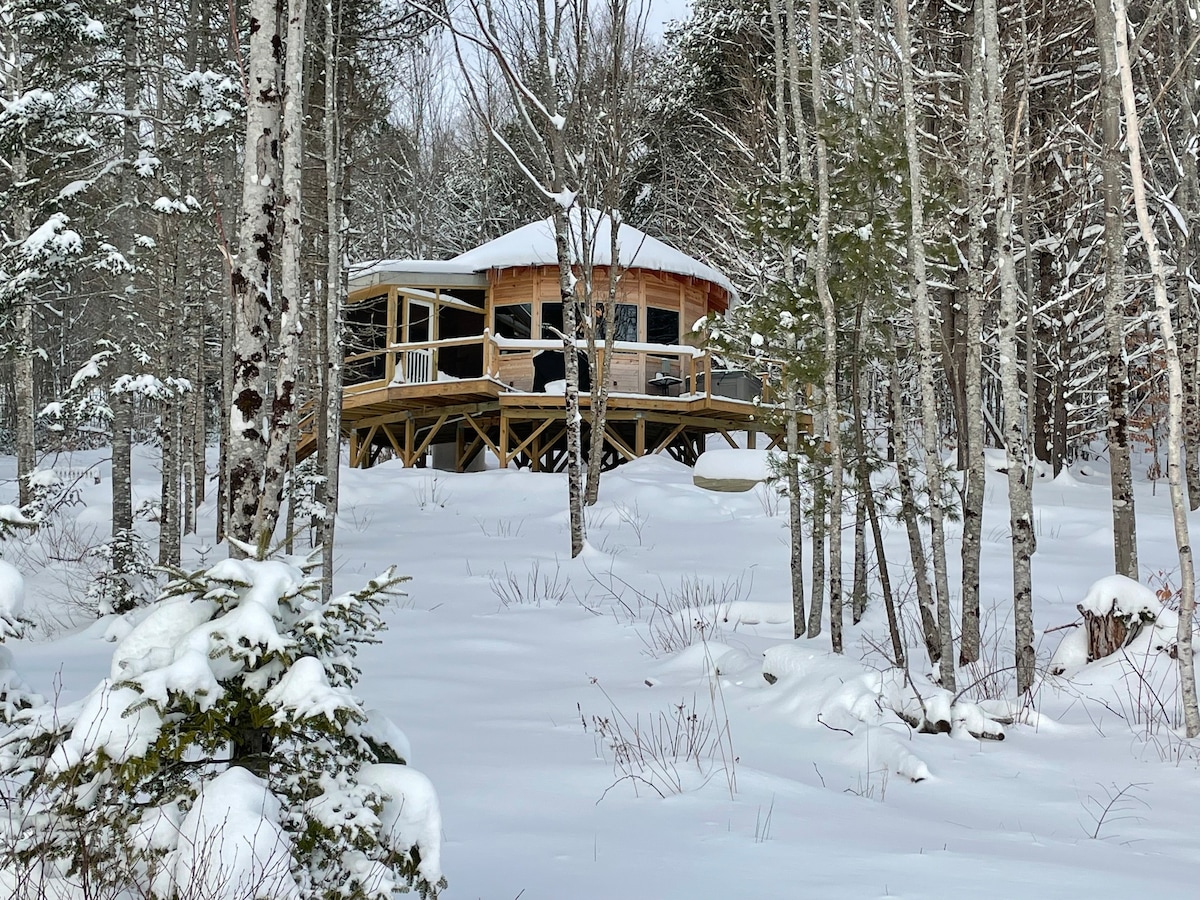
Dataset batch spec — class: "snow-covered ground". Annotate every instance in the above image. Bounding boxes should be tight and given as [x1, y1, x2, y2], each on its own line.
[3, 445, 1200, 898]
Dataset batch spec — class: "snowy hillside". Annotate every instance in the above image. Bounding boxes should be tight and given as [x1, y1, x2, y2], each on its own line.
[2, 448, 1199, 898]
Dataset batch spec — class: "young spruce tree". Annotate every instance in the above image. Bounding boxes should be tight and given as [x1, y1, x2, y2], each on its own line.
[0, 548, 444, 899]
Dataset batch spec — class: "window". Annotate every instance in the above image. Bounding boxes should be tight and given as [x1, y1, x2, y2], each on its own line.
[598, 303, 638, 341]
[495, 303, 532, 340]
[647, 307, 680, 345]
[541, 302, 563, 338]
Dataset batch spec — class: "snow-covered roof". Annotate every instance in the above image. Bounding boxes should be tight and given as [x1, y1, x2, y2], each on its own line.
[349, 260, 487, 290]
[350, 212, 735, 298]
[453, 212, 736, 297]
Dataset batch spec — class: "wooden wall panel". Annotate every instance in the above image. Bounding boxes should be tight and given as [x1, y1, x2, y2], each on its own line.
[609, 353, 644, 393]
[496, 354, 534, 391]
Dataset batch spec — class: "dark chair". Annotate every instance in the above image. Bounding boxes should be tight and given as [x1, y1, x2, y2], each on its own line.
[532, 350, 591, 392]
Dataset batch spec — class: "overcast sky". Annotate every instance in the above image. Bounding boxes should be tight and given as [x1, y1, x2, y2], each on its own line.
[647, 0, 691, 36]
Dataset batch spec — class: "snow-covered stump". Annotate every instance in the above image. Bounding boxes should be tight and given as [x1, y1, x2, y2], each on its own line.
[1074, 575, 1162, 664]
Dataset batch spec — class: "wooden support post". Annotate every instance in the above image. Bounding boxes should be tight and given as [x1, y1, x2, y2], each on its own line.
[404, 417, 416, 467]
[382, 423, 404, 461]
[463, 412, 502, 461]
[635, 416, 646, 456]
[651, 423, 687, 456]
[413, 414, 450, 462]
[358, 425, 380, 468]
[506, 420, 552, 465]
[499, 410, 510, 468]
[602, 425, 637, 462]
[349, 428, 360, 470]
[747, 429, 757, 449]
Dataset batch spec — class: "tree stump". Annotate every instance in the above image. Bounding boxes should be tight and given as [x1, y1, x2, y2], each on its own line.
[1077, 603, 1130, 662]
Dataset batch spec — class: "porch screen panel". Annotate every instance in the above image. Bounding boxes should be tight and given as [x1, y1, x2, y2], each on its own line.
[344, 294, 388, 384]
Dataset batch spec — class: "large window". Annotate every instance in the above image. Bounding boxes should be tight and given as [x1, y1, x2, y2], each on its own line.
[495, 303, 532, 340]
[646, 307, 680, 345]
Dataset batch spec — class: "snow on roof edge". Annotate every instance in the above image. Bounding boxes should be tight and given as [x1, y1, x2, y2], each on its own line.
[350, 213, 737, 299]
[451, 214, 737, 298]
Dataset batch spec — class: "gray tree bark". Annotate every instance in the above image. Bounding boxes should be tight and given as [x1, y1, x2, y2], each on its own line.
[1094, 0, 1139, 577]
[320, 0, 345, 603]
[959, 11, 987, 665]
[770, 0, 807, 637]
[895, 0, 954, 688]
[982, 0, 1036, 694]
[810, 0, 843, 652]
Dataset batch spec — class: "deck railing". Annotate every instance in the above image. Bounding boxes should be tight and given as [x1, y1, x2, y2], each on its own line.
[342, 331, 769, 403]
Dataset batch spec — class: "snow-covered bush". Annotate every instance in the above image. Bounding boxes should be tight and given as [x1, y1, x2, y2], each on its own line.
[0, 547, 444, 899]
[86, 527, 158, 615]
[0, 560, 38, 723]
[0, 504, 36, 543]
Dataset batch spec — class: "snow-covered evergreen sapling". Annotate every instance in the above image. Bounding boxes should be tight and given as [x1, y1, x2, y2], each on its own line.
[0, 544, 444, 899]
[0, 558, 38, 723]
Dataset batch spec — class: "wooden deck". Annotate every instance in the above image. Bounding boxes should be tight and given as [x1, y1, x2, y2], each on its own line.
[298, 375, 795, 472]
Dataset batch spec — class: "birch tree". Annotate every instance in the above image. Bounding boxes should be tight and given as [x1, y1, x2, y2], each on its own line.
[226, 0, 283, 548]
[454, 0, 609, 558]
[982, 0, 1036, 694]
[252, 0, 306, 542]
[1111, 0, 1199, 735]
[895, 0, 954, 687]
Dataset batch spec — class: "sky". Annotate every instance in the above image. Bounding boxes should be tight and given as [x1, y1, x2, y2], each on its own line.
[647, 0, 692, 35]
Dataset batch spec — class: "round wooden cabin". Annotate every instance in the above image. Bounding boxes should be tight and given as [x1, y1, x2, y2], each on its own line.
[332, 216, 773, 471]
[346, 216, 735, 395]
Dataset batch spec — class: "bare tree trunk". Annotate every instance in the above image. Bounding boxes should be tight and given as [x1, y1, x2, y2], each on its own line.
[982, 0, 1036, 694]
[787, 389, 806, 638]
[227, 0, 283, 550]
[1094, 0, 1138, 577]
[159, 243, 182, 568]
[890, 330, 941, 666]
[771, 0, 807, 637]
[110, 5, 140, 555]
[806, 408, 827, 638]
[896, 0, 954, 687]
[159, 399, 182, 567]
[320, 0, 345, 604]
[253, 0, 307, 543]
[12, 151, 34, 509]
[809, 0, 843, 652]
[552, 204, 587, 558]
[849, 313, 870, 626]
[5, 22, 35, 508]
[958, 10, 987, 666]
[1111, 0, 1199, 735]
[1176, 10, 1200, 511]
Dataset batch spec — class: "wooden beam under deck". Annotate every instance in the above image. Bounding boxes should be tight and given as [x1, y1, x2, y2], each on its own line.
[308, 376, 797, 472]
